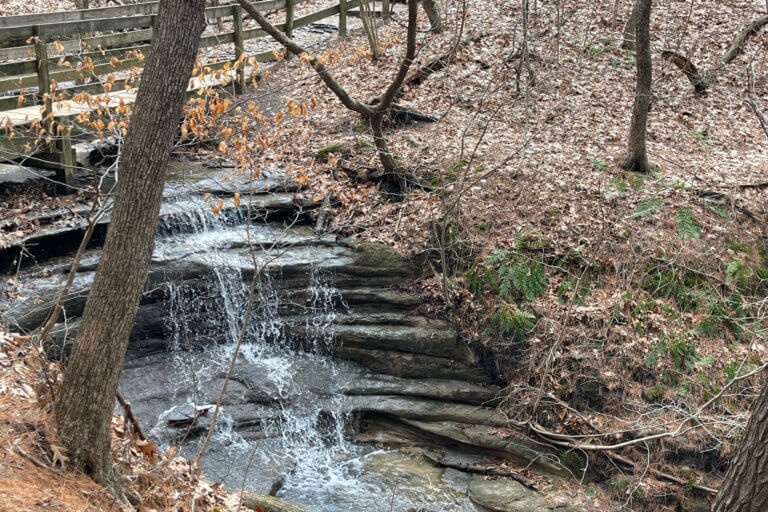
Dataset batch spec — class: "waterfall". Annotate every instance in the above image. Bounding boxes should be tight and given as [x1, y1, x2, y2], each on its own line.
[135, 196, 477, 511]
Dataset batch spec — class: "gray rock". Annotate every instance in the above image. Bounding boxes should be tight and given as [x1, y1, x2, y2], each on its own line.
[347, 395, 508, 427]
[342, 374, 502, 405]
[468, 477, 549, 512]
[238, 491, 309, 512]
[337, 346, 493, 383]
[400, 419, 569, 479]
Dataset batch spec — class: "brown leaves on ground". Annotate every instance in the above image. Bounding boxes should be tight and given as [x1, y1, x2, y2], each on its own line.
[0, 329, 238, 512]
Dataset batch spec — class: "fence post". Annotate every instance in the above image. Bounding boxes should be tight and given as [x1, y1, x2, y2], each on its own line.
[285, 0, 294, 39]
[339, 0, 347, 39]
[233, 4, 245, 94]
[56, 115, 75, 191]
[382, 0, 390, 21]
[34, 38, 52, 125]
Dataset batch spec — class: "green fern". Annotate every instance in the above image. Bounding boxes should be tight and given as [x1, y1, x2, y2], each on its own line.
[484, 250, 509, 266]
[514, 259, 548, 300]
[631, 196, 662, 219]
[466, 268, 483, 295]
[645, 340, 667, 368]
[485, 306, 536, 340]
[676, 207, 700, 241]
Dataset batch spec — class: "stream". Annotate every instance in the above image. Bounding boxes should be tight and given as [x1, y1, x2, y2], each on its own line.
[0, 163, 583, 512]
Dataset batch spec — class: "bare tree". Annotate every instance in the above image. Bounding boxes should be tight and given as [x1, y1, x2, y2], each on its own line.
[54, 0, 206, 489]
[620, 0, 651, 173]
[422, 0, 443, 33]
[236, 0, 419, 196]
[712, 380, 768, 512]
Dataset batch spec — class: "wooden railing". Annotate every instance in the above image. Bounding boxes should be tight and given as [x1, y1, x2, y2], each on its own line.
[0, 0, 359, 112]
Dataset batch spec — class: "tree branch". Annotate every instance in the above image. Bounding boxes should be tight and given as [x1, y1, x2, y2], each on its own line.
[235, 0, 372, 116]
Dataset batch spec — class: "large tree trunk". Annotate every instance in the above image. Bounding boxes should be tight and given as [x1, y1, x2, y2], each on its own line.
[620, 0, 651, 173]
[54, 0, 205, 485]
[422, 0, 443, 33]
[712, 381, 768, 512]
[621, 0, 638, 49]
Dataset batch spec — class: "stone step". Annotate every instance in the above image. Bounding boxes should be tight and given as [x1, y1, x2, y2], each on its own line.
[337, 346, 493, 384]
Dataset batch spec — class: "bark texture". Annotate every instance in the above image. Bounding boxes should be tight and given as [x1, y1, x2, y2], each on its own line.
[620, 0, 651, 173]
[422, 0, 443, 33]
[621, 0, 638, 50]
[712, 382, 768, 512]
[54, 0, 205, 483]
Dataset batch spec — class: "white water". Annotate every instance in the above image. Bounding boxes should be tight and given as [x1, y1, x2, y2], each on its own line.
[139, 197, 477, 511]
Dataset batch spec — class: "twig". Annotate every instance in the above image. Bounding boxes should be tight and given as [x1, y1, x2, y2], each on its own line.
[116, 390, 146, 441]
[422, 452, 541, 490]
[13, 443, 62, 475]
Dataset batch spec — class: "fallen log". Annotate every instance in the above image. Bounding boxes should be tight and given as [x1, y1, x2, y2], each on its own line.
[663, 14, 768, 95]
[421, 452, 542, 491]
[404, 32, 489, 89]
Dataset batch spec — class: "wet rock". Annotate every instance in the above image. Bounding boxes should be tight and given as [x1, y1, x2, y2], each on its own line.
[239, 491, 310, 512]
[468, 476, 550, 512]
[348, 395, 508, 427]
[342, 374, 502, 405]
[166, 404, 212, 428]
[399, 419, 568, 479]
[337, 346, 493, 384]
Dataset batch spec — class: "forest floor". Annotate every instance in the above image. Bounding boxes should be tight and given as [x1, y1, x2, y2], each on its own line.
[1, 0, 768, 510]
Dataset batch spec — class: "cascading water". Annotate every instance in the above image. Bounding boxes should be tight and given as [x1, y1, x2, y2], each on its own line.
[128, 196, 477, 511]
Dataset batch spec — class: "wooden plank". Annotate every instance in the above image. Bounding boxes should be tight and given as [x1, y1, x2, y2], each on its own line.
[0, 15, 155, 41]
[0, 0, 289, 28]
[34, 39, 52, 120]
[0, 43, 152, 79]
[1, 0, 343, 111]
[233, 5, 246, 95]
[0, 2, 159, 28]
[285, 0, 295, 38]
[339, 0, 348, 38]
[294, 3, 342, 28]
[0, 55, 143, 93]
[0, 28, 154, 62]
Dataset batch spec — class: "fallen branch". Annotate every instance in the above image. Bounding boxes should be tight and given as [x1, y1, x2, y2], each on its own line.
[13, 443, 62, 475]
[422, 452, 541, 490]
[660, 51, 709, 95]
[721, 14, 768, 65]
[404, 32, 489, 88]
[607, 451, 718, 495]
[662, 14, 768, 95]
[116, 390, 146, 441]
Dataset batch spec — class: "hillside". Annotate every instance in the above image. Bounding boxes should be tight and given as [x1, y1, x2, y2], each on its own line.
[1, 0, 767, 510]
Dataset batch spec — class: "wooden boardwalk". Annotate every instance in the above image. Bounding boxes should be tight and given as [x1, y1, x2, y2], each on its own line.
[0, 66, 251, 129]
[0, 0, 361, 188]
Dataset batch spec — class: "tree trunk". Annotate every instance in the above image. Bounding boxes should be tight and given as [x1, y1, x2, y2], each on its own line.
[370, 113, 405, 195]
[712, 381, 768, 512]
[422, 0, 443, 33]
[54, 0, 205, 485]
[236, 0, 418, 199]
[621, 0, 639, 49]
[620, 0, 651, 173]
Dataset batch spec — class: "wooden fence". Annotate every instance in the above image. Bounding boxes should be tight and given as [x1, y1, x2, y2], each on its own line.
[0, 0, 370, 183]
